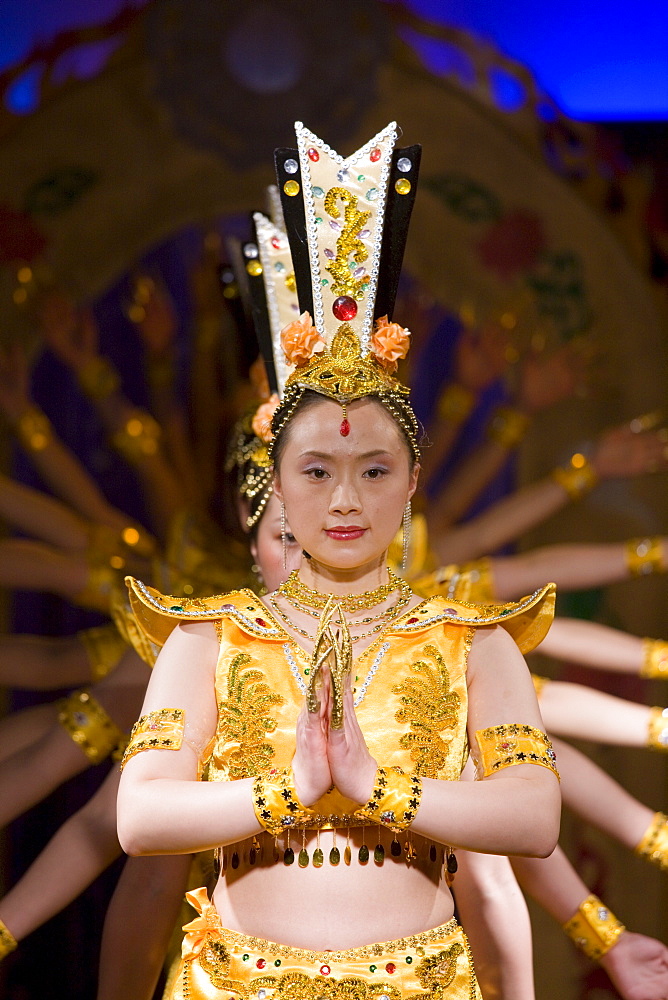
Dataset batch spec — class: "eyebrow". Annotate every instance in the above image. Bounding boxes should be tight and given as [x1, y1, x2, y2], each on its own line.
[298, 449, 393, 460]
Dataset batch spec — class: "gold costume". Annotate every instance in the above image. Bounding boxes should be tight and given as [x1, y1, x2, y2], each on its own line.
[168, 888, 481, 1000]
[126, 577, 553, 999]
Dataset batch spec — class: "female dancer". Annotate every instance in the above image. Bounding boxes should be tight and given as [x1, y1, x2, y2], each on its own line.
[116, 122, 560, 1000]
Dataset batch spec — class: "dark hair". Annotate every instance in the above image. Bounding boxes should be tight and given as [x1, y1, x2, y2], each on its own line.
[270, 388, 420, 471]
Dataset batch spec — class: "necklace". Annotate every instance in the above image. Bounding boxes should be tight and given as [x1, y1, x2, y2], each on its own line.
[278, 568, 409, 613]
[268, 591, 411, 644]
[281, 592, 400, 628]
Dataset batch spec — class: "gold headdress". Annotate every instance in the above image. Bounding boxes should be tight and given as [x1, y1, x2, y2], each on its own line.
[266, 122, 422, 458]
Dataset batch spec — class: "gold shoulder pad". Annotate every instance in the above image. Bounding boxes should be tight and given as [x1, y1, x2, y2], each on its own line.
[125, 578, 285, 649]
[410, 578, 556, 655]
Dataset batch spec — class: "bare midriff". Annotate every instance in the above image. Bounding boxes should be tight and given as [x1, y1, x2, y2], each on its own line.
[212, 829, 455, 949]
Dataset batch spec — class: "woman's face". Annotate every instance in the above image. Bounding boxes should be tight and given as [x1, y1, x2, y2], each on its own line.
[273, 396, 419, 576]
[250, 491, 301, 593]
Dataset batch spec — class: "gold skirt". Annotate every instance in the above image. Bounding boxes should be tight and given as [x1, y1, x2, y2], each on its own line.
[167, 888, 481, 1000]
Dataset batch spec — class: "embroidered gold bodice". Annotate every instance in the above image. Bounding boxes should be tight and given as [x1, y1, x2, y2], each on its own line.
[126, 579, 555, 827]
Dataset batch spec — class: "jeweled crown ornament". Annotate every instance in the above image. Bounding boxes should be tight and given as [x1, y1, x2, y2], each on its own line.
[272, 122, 421, 420]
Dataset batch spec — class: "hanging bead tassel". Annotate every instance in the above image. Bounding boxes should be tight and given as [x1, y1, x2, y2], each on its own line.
[340, 403, 350, 437]
[329, 827, 341, 865]
[281, 501, 287, 570]
[298, 828, 309, 868]
[402, 501, 412, 572]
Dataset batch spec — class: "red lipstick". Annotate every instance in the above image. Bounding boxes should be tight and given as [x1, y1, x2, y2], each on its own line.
[325, 526, 367, 541]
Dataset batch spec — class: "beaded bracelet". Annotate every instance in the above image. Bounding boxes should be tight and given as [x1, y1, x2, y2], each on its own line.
[562, 895, 625, 960]
[437, 383, 475, 424]
[57, 689, 126, 765]
[473, 723, 559, 780]
[640, 638, 668, 679]
[120, 707, 186, 770]
[354, 766, 423, 830]
[625, 536, 664, 577]
[252, 768, 314, 836]
[0, 918, 17, 959]
[635, 812, 668, 872]
[647, 707, 668, 751]
[487, 406, 531, 449]
[76, 356, 120, 400]
[15, 405, 53, 452]
[551, 455, 598, 500]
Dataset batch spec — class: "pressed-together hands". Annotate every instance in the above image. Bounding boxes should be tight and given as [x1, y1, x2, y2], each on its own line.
[292, 606, 377, 809]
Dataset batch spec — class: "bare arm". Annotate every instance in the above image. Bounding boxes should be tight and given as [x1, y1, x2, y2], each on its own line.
[534, 617, 646, 674]
[491, 538, 667, 601]
[512, 846, 668, 1000]
[539, 681, 654, 747]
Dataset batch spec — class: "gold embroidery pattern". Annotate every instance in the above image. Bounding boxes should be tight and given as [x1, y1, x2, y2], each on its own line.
[253, 973, 401, 999]
[407, 944, 469, 999]
[216, 653, 285, 778]
[393, 645, 461, 778]
[324, 187, 372, 298]
[198, 939, 245, 992]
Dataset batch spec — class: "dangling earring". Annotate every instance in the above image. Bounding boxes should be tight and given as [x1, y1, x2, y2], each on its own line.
[281, 501, 287, 570]
[402, 501, 411, 572]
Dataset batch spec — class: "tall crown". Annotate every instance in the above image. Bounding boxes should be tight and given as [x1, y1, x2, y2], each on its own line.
[271, 122, 421, 402]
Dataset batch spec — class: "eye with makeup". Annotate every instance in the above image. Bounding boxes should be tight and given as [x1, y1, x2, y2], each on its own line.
[363, 466, 389, 480]
[303, 466, 330, 481]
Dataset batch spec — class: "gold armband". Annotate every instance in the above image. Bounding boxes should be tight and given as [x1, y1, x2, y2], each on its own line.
[120, 708, 185, 770]
[437, 383, 475, 424]
[15, 406, 53, 452]
[473, 723, 559, 780]
[641, 638, 668, 679]
[562, 895, 625, 960]
[252, 768, 314, 836]
[551, 455, 598, 500]
[77, 623, 128, 682]
[355, 766, 423, 830]
[487, 406, 531, 448]
[57, 689, 126, 764]
[625, 536, 664, 577]
[635, 812, 668, 871]
[111, 410, 161, 463]
[76, 356, 120, 400]
[647, 707, 668, 751]
[0, 918, 17, 960]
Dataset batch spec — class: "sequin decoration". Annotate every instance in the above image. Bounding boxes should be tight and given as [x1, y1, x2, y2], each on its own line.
[284, 180, 300, 197]
[213, 654, 285, 779]
[395, 178, 411, 195]
[370, 147, 381, 161]
[308, 148, 320, 161]
[246, 260, 263, 276]
[323, 187, 371, 299]
[393, 645, 461, 778]
[397, 157, 412, 173]
[284, 159, 299, 174]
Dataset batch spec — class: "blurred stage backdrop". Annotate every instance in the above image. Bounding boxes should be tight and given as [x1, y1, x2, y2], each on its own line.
[0, 2, 666, 998]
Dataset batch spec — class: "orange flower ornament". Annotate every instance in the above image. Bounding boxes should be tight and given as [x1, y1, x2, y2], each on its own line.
[371, 315, 411, 372]
[280, 311, 325, 367]
[251, 393, 280, 443]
